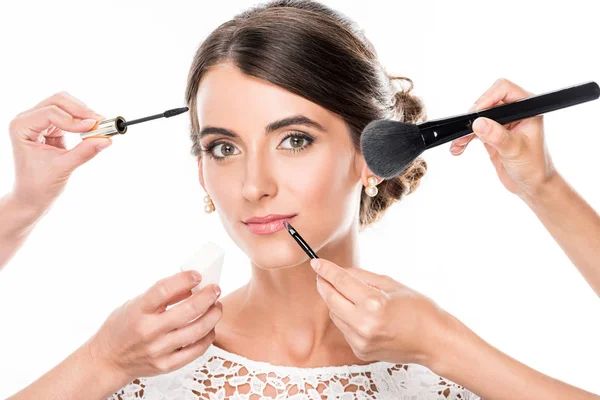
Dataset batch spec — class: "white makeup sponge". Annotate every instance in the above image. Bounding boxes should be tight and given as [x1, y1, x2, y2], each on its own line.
[179, 241, 225, 294]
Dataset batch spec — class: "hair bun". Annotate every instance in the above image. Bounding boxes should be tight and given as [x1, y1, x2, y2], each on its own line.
[387, 74, 427, 124]
[357, 74, 428, 228]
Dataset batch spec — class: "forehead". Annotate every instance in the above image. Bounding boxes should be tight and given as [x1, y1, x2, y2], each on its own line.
[195, 63, 340, 131]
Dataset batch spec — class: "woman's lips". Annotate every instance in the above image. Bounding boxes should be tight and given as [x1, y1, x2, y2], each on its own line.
[244, 216, 295, 235]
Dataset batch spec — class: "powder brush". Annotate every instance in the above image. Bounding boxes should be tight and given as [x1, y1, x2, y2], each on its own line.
[360, 81, 599, 179]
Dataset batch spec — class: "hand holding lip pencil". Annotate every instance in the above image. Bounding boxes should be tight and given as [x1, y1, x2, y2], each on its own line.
[283, 219, 600, 399]
[282, 82, 600, 400]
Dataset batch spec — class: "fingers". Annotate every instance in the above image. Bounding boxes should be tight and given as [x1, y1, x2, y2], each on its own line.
[164, 289, 194, 310]
[311, 259, 377, 305]
[140, 270, 203, 313]
[58, 137, 112, 172]
[316, 276, 362, 326]
[451, 99, 507, 155]
[472, 78, 533, 111]
[159, 285, 221, 332]
[10, 104, 102, 142]
[158, 327, 217, 372]
[450, 133, 477, 155]
[10, 91, 105, 145]
[343, 267, 400, 293]
[16, 91, 103, 120]
[162, 301, 222, 352]
[472, 117, 525, 159]
[328, 311, 354, 337]
[451, 78, 533, 154]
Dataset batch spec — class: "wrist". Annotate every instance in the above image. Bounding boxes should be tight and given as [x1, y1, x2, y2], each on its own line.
[83, 336, 131, 391]
[10, 187, 54, 218]
[519, 171, 565, 207]
[425, 311, 479, 378]
[0, 193, 46, 239]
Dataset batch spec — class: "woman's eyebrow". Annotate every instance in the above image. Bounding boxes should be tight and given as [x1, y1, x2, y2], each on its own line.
[198, 114, 325, 139]
[265, 115, 326, 133]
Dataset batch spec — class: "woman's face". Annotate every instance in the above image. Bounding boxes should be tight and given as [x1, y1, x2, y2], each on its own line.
[195, 63, 367, 269]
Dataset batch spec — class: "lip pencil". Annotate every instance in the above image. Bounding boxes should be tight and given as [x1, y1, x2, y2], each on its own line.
[282, 221, 319, 259]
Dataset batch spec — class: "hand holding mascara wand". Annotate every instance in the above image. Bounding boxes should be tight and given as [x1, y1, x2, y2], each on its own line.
[80, 107, 189, 139]
[1, 92, 190, 271]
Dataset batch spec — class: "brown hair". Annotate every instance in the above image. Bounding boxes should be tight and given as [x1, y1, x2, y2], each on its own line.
[185, 0, 427, 229]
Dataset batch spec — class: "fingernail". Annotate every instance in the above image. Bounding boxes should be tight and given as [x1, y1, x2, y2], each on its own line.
[450, 143, 463, 153]
[473, 118, 488, 134]
[191, 271, 202, 282]
[96, 140, 112, 151]
[310, 259, 321, 272]
[81, 118, 97, 125]
[468, 102, 478, 112]
[213, 285, 221, 298]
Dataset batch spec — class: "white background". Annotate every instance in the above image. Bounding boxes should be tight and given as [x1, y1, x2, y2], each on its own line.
[1, 0, 599, 397]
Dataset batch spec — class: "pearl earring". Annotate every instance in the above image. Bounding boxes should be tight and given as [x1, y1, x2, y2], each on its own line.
[204, 195, 215, 213]
[365, 176, 378, 197]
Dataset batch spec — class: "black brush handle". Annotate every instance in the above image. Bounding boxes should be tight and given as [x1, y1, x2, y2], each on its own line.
[421, 81, 600, 149]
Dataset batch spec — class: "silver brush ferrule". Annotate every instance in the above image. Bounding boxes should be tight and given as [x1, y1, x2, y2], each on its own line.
[80, 116, 127, 139]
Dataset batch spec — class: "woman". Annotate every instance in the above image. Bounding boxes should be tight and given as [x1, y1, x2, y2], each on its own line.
[107, 0, 599, 398]
[6, 1, 599, 399]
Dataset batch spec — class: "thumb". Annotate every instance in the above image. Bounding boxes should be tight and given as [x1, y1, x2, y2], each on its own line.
[472, 117, 522, 159]
[59, 138, 112, 172]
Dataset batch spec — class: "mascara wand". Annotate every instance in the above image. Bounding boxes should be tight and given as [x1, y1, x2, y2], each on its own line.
[80, 107, 189, 140]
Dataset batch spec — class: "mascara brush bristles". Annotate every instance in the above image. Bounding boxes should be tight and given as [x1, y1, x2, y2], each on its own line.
[122, 107, 189, 128]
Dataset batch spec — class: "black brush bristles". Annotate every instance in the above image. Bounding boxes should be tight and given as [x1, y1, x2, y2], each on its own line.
[164, 107, 189, 118]
[360, 119, 424, 179]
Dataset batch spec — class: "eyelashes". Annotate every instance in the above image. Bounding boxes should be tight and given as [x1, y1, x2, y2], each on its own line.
[199, 132, 316, 162]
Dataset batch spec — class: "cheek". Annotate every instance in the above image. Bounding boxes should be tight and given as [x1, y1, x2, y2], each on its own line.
[201, 160, 240, 214]
[277, 147, 358, 222]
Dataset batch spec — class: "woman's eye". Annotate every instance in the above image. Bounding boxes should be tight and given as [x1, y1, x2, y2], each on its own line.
[279, 133, 313, 151]
[211, 143, 240, 158]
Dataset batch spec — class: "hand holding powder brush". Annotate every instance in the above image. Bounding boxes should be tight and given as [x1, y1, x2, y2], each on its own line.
[361, 81, 599, 179]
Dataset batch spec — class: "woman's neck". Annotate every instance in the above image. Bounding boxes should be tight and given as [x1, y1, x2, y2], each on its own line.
[218, 226, 363, 367]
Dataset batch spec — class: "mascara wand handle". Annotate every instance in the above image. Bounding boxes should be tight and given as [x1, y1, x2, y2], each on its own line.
[421, 81, 600, 149]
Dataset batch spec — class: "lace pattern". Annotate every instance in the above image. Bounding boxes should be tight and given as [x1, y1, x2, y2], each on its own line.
[108, 344, 480, 399]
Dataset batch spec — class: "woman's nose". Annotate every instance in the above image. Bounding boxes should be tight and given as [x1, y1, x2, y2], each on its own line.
[241, 154, 277, 203]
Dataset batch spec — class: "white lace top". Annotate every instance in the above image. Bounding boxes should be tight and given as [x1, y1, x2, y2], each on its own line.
[108, 343, 481, 399]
